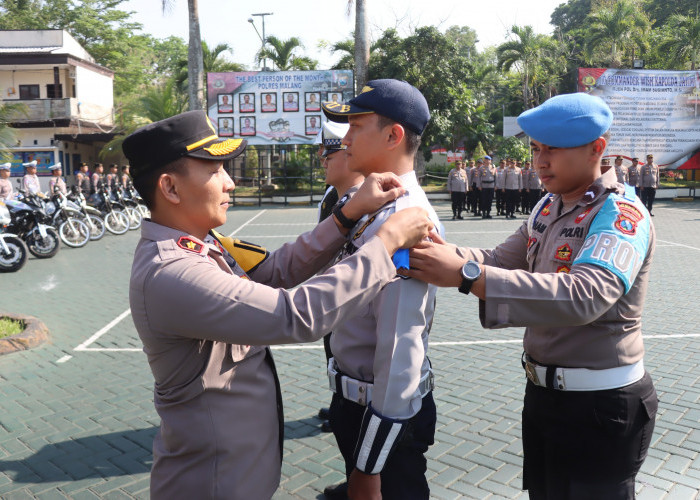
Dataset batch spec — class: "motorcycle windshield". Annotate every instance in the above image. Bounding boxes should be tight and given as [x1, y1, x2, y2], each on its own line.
[4, 199, 33, 212]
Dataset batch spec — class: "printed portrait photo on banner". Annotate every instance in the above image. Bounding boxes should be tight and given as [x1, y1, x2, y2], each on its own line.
[283, 92, 299, 112]
[218, 118, 234, 137]
[261, 93, 277, 113]
[239, 93, 255, 113]
[305, 92, 321, 112]
[240, 116, 256, 136]
[305, 115, 321, 135]
[217, 93, 233, 113]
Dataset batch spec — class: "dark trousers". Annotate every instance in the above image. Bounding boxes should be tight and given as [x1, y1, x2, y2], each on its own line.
[529, 189, 542, 211]
[495, 189, 505, 214]
[641, 187, 656, 213]
[468, 187, 479, 214]
[329, 392, 436, 500]
[505, 189, 520, 216]
[450, 191, 466, 217]
[521, 190, 529, 213]
[522, 372, 657, 499]
[479, 188, 494, 214]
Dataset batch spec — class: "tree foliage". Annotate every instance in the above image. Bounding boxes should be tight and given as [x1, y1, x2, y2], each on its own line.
[257, 35, 318, 70]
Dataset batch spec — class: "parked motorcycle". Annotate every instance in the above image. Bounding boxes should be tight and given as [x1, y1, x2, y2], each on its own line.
[112, 187, 142, 230]
[5, 190, 60, 259]
[0, 200, 28, 272]
[87, 186, 129, 235]
[44, 188, 90, 248]
[67, 186, 106, 241]
[123, 183, 150, 219]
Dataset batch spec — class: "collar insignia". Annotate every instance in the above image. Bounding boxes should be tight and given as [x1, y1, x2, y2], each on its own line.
[177, 236, 204, 253]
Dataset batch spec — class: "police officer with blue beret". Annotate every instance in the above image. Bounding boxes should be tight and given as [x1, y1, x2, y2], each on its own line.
[404, 92, 658, 499]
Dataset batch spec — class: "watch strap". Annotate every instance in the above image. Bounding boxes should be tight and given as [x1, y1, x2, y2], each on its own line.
[333, 202, 358, 229]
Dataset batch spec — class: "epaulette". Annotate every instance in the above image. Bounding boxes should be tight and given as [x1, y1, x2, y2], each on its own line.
[210, 229, 269, 273]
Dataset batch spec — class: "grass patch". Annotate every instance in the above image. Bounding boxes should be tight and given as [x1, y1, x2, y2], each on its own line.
[0, 317, 24, 339]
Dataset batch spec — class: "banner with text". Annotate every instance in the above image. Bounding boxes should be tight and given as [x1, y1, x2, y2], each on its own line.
[578, 68, 700, 168]
[207, 70, 354, 146]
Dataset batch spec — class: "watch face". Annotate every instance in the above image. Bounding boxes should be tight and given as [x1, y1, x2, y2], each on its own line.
[462, 261, 481, 280]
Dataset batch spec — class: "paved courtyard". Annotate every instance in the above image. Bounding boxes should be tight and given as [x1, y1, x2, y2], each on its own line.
[0, 199, 699, 499]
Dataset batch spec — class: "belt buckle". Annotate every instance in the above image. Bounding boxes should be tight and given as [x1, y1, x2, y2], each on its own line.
[525, 360, 541, 385]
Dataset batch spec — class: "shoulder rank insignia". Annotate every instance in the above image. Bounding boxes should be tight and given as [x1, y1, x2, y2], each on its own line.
[575, 207, 592, 224]
[541, 201, 552, 216]
[555, 243, 573, 262]
[177, 236, 204, 253]
[353, 215, 376, 241]
[556, 265, 571, 273]
[614, 202, 643, 236]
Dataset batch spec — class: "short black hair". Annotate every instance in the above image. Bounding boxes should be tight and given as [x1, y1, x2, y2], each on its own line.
[376, 114, 422, 156]
[133, 157, 188, 209]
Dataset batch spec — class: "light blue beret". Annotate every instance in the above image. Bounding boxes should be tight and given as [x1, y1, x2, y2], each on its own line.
[517, 93, 613, 148]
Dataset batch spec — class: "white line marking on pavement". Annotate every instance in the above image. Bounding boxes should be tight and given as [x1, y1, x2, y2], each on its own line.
[657, 239, 700, 252]
[78, 347, 142, 352]
[56, 355, 72, 363]
[229, 210, 267, 236]
[74, 309, 132, 351]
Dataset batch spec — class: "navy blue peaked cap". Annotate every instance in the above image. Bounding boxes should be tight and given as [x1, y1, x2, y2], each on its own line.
[321, 79, 430, 135]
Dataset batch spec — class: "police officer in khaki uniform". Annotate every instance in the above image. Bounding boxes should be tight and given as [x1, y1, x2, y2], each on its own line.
[640, 154, 660, 216]
[628, 157, 641, 197]
[504, 159, 522, 219]
[476, 155, 496, 218]
[467, 159, 480, 216]
[614, 155, 628, 184]
[495, 159, 507, 216]
[21, 160, 43, 197]
[405, 93, 657, 499]
[447, 160, 468, 219]
[122, 110, 433, 500]
[75, 163, 91, 196]
[48, 163, 67, 195]
[523, 160, 542, 213]
[322, 79, 443, 500]
[0, 163, 13, 200]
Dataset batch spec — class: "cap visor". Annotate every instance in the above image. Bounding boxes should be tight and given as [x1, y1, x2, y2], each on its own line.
[187, 138, 247, 161]
[321, 101, 374, 122]
[321, 147, 345, 158]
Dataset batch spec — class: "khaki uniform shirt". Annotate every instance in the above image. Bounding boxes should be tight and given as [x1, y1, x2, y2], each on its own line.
[614, 164, 628, 184]
[49, 176, 67, 195]
[468, 166, 479, 187]
[640, 163, 660, 188]
[504, 167, 523, 190]
[495, 168, 506, 189]
[447, 168, 468, 192]
[130, 217, 396, 499]
[22, 174, 41, 195]
[0, 178, 13, 200]
[476, 165, 496, 189]
[523, 169, 542, 190]
[459, 169, 655, 369]
[627, 165, 641, 187]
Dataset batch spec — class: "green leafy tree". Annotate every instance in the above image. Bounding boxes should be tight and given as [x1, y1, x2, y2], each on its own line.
[656, 13, 700, 70]
[472, 142, 487, 160]
[584, 0, 652, 68]
[496, 25, 557, 108]
[491, 136, 530, 162]
[256, 36, 318, 70]
[174, 41, 246, 94]
[0, 101, 26, 160]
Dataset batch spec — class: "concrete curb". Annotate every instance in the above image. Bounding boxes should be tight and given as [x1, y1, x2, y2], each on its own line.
[0, 312, 49, 355]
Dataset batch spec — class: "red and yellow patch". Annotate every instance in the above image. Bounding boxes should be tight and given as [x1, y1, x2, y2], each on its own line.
[556, 265, 571, 273]
[177, 236, 204, 253]
[541, 202, 552, 216]
[575, 207, 592, 224]
[555, 243, 573, 262]
[527, 237, 537, 249]
[614, 201, 644, 236]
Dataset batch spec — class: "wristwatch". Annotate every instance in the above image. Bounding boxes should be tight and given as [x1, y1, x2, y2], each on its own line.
[458, 260, 482, 295]
[332, 199, 359, 229]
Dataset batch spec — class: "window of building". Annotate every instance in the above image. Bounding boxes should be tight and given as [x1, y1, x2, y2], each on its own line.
[46, 84, 63, 98]
[19, 84, 40, 99]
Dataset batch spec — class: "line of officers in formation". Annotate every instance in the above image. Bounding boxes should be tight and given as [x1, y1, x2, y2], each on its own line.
[447, 153, 661, 220]
[0, 160, 132, 203]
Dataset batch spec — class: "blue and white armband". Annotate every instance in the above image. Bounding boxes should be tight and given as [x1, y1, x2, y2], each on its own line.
[353, 403, 407, 474]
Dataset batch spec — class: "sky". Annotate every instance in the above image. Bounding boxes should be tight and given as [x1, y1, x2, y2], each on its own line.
[121, 0, 566, 69]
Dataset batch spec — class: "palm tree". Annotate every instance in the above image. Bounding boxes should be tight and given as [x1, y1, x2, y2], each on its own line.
[256, 36, 317, 70]
[329, 37, 378, 72]
[497, 26, 556, 109]
[175, 41, 245, 93]
[161, 0, 204, 111]
[657, 13, 700, 70]
[584, 0, 651, 68]
[0, 101, 26, 161]
[347, 0, 369, 92]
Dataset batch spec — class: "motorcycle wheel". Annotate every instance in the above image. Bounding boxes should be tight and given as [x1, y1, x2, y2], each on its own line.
[137, 204, 150, 219]
[104, 210, 130, 235]
[87, 214, 106, 241]
[59, 218, 90, 248]
[125, 207, 142, 230]
[27, 226, 60, 258]
[0, 235, 29, 272]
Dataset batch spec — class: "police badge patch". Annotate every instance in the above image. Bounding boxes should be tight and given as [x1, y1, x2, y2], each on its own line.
[614, 202, 643, 236]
